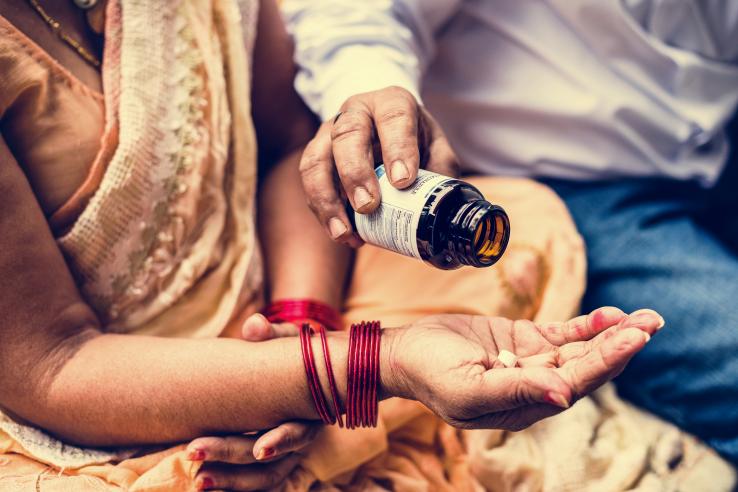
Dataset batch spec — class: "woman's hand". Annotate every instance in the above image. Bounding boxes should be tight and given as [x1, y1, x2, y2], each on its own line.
[382, 307, 665, 431]
[187, 317, 319, 491]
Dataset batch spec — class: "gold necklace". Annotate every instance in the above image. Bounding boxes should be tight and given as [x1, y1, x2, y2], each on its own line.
[25, 0, 101, 68]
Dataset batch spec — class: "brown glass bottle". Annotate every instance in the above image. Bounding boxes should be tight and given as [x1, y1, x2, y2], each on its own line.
[350, 165, 510, 270]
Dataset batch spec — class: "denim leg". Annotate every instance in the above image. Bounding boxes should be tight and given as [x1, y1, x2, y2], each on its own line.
[547, 179, 738, 465]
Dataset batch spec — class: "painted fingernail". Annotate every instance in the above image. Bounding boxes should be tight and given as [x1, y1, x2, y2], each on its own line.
[328, 217, 348, 239]
[391, 160, 409, 182]
[197, 476, 214, 490]
[545, 391, 570, 409]
[187, 449, 205, 461]
[255, 447, 275, 461]
[628, 310, 661, 327]
[353, 187, 373, 211]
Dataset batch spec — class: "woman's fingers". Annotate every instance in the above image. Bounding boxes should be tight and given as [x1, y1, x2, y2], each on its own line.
[538, 306, 628, 346]
[555, 309, 665, 365]
[253, 420, 320, 461]
[240, 313, 299, 341]
[473, 366, 573, 415]
[197, 453, 301, 491]
[560, 327, 650, 400]
[187, 421, 315, 490]
[186, 435, 257, 465]
[465, 403, 563, 432]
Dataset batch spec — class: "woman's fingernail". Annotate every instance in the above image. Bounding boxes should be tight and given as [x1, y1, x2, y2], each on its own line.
[255, 447, 275, 461]
[643, 332, 651, 343]
[545, 391, 570, 409]
[197, 476, 214, 490]
[187, 449, 206, 461]
[391, 160, 409, 182]
[353, 187, 373, 211]
[328, 217, 348, 239]
[656, 316, 666, 330]
[628, 309, 661, 327]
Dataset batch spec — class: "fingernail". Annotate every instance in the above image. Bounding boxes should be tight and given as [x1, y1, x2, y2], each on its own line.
[353, 187, 373, 211]
[197, 476, 214, 490]
[391, 160, 409, 182]
[328, 217, 348, 239]
[628, 309, 661, 327]
[643, 332, 651, 343]
[656, 316, 666, 330]
[187, 449, 205, 461]
[545, 391, 570, 409]
[255, 447, 275, 461]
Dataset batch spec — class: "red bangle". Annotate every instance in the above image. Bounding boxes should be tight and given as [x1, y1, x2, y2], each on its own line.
[298, 320, 381, 428]
[299, 323, 334, 425]
[263, 299, 341, 331]
[317, 325, 344, 428]
[346, 321, 381, 429]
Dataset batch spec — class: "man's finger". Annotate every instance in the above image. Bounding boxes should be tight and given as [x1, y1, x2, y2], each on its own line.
[560, 327, 650, 399]
[331, 106, 381, 214]
[372, 87, 421, 189]
[240, 314, 299, 342]
[300, 123, 361, 247]
[253, 421, 319, 461]
[423, 110, 460, 178]
[186, 435, 258, 465]
[197, 453, 301, 491]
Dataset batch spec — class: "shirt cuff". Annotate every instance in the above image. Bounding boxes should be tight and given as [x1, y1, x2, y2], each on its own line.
[303, 46, 423, 121]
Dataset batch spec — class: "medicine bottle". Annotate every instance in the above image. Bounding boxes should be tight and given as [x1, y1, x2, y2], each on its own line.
[350, 165, 510, 270]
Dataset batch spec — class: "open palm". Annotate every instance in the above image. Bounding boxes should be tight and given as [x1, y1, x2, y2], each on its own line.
[386, 307, 664, 431]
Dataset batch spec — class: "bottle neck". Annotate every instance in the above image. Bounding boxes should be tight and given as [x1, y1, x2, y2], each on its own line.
[447, 200, 510, 267]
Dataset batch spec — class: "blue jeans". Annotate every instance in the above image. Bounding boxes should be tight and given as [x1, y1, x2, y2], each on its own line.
[546, 178, 738, 465]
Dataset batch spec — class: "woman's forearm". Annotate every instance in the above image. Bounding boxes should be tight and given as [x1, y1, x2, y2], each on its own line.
[259, 147, 352, 309]
[25, 328, 398, 447]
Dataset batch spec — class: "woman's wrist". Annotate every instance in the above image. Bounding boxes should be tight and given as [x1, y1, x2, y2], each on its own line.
[378, 327, 413, 401]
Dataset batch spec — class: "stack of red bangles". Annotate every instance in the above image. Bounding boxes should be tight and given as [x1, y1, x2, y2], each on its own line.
[263, 299, 342, 332]
[263, 300, 381, 428]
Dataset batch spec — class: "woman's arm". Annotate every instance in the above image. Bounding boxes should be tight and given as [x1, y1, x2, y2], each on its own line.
[251, 0, 351, 309]
[0, 132, 351, 446]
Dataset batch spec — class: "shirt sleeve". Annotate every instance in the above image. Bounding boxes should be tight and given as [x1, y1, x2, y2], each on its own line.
[624, 0, 738, 62]
[281, 0, 463, 121]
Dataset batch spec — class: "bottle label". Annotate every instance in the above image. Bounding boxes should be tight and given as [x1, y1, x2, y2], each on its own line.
[354, 165, 453, 259]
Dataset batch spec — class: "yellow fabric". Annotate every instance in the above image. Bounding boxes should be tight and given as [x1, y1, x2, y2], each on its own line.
[0, 15, 106, 229]
[0, 177, 733, 490]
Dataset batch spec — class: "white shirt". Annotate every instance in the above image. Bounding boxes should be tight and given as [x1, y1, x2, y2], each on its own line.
[283, 0, 738, 186]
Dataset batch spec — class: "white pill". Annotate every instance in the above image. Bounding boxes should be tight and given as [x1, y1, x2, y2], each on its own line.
[498, 349, 518, 368]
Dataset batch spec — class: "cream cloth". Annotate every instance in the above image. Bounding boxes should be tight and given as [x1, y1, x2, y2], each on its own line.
[57, 0, 263, 337]
[0, 177, 733, 490]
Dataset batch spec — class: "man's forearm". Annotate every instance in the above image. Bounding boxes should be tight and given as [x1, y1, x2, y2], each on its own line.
[259, 147, 352, 309]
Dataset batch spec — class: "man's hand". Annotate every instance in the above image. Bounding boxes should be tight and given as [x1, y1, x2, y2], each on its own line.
[187, 317, 319, 491]
[300, 86, 460, 247]
[384, 307, 665, 431]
